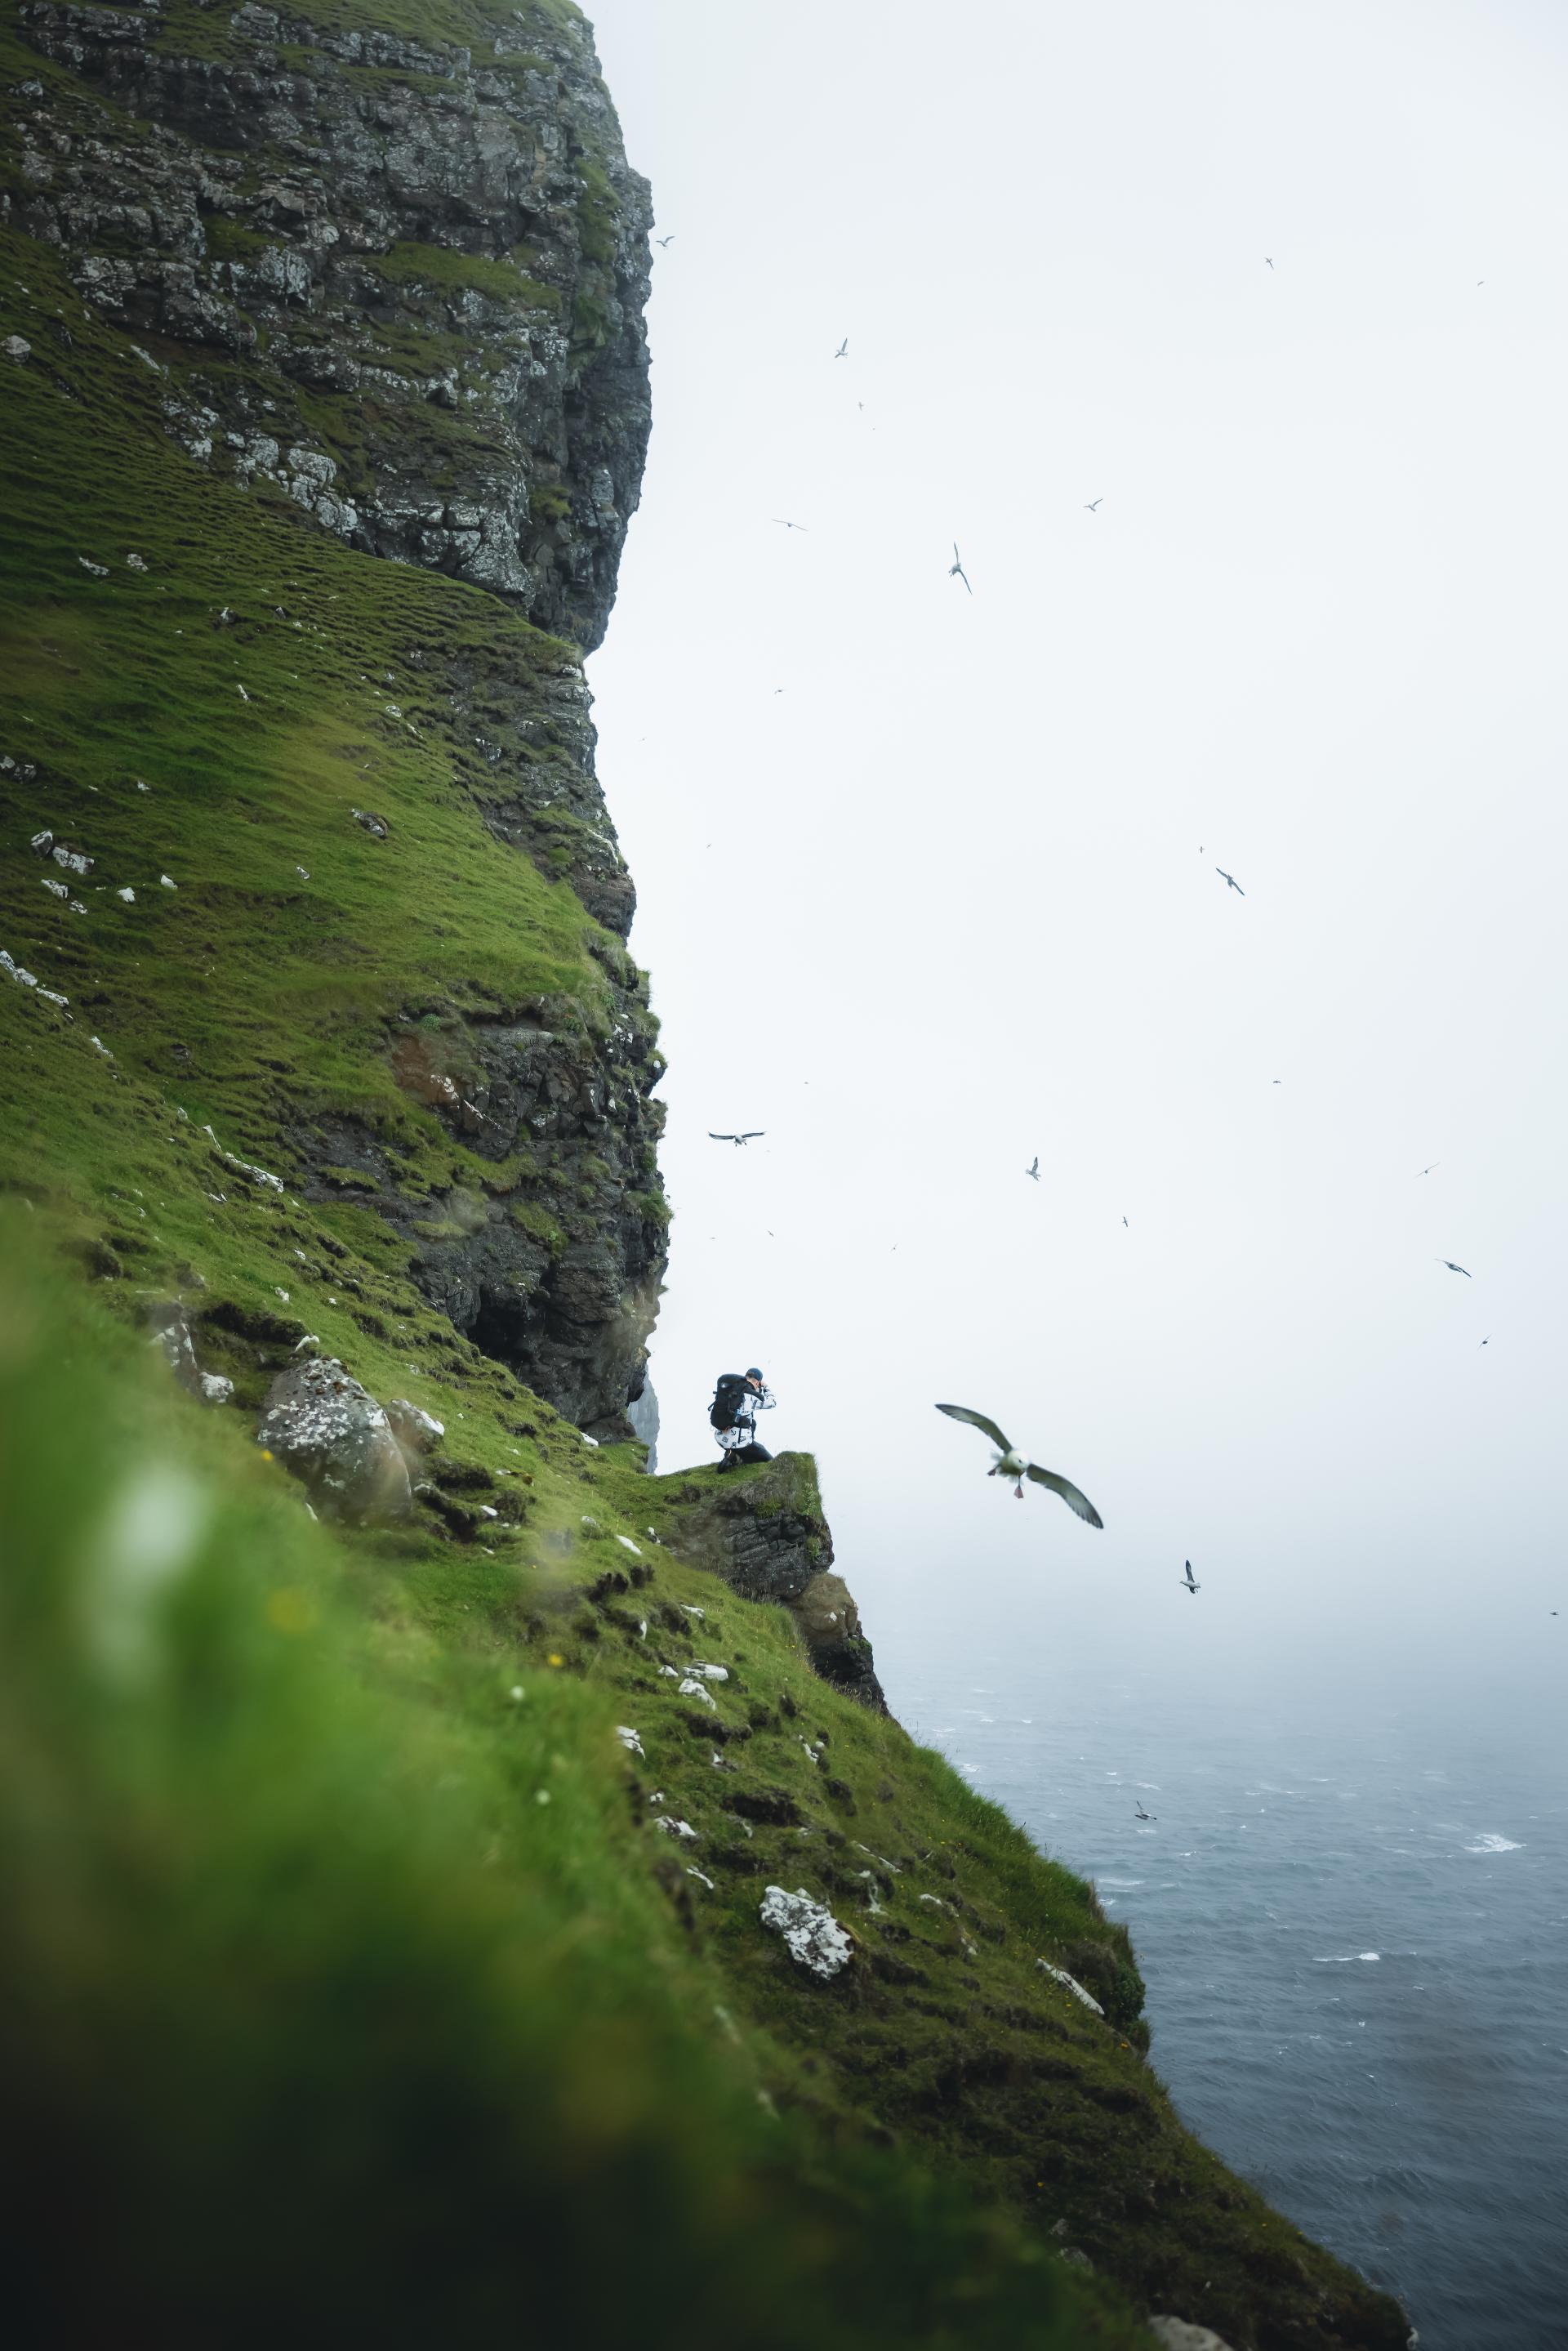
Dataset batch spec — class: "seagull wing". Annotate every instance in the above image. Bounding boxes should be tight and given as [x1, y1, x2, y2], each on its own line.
[1024, 1463, 1104, 1527]
[738, 1131, 765, 1140]
[935, 1403, 1013, 1452]
[708, 1132, 736, 1141]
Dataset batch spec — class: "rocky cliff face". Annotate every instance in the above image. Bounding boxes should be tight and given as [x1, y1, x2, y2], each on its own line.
[12, 0, 651, 653]
[2, 0, 665, 1434]
[668, 1455, 889, 1712]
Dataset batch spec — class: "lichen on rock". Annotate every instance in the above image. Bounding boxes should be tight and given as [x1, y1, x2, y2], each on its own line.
[759, 1885, 854, 1980]
[256, 1355, 411, 1523]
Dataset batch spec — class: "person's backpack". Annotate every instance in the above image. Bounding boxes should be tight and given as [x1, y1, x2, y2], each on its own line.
[710, 1372, 749, 1432]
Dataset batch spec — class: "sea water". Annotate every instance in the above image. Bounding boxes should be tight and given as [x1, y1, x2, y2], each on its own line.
[893, 1657, 1568, 2349]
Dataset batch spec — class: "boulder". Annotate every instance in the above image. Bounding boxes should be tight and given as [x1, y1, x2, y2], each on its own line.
[1148, 2324, 1237, 2351]
[256, 1357, 411, 1523]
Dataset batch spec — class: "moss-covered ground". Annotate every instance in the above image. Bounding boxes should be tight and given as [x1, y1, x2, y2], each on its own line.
[0, 30, 1405, 2347]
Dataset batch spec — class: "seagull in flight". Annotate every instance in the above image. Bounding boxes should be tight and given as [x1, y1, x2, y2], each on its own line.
[1437, 1258, 1472, 1277]
[1181, 1560, 1200, 1595]
[1265, 257, 1275, 270]
[1415, 1162, 1440, 1177]
[1025, 1156, 1040, 1181]
[655, 234, 675, 248]
[1084, 498, 1102, 511]
[1134, 1801, 1156, 1821]
[934, 1405, 1103, 1524]
[834, 337, 849, 359]
[1216, 867, 1245, 894]
[709, 1131, 765, 1147]
[772, 518, 808, 532]
[949, 543, 972, 593]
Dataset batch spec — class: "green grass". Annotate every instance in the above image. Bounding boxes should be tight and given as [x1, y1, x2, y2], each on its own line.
[0, 1238, 1149, 2348]
[366, 241, 563, 311]
[0, 221, 649, 1233]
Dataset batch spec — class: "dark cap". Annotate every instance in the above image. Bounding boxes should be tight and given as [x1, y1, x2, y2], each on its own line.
[745, 1367, 764, 1380]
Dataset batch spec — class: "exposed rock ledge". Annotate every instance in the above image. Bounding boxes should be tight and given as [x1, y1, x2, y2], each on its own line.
[669, 1453, 887, 1713]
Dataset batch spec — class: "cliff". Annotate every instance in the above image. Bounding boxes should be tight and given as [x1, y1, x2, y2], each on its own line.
[0, 8, 1410, 2349]
[2, 0, 664, 1434]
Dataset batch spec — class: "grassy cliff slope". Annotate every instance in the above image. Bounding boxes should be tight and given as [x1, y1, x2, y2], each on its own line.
[0, 6, 1409, 2346]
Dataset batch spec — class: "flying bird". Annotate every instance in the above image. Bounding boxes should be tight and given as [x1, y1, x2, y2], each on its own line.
[655, 234, 675, 248]
[1134, 1801, 1156, 1820]
[834, 337, 849, 359]
[933, 1404, 1103, 1524]
[1181, 1560, 1200, 1595]
[1216, 867, 1245, 894]
[1437, 1259, 1472, 1277]
[1416, 1163, 1439, 1176]
[772, 518, 808, 532]
[949, 543, 972, 593]
[709, 1131, 764, 1147]
[1084, 498, 1102, 511]
[1265, 257, 1275, 270]
[1025, 1156, 1040, 1181]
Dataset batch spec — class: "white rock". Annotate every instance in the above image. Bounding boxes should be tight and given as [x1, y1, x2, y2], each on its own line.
[78, 556, 109, 578]
[236, 683, 250, 702]
[1036, 1960, 1106, 2017]
[3, 335, 31, 363]
[159, 874, 176, 890]
[37, 987, 69, 1009]
[274, 1288, 290, 1303]
[580, 1431, 599, 1448]
[656, 1815, 697, 1841]
[686, 1867, 715, 1891]
[385, 1398, 443, 1455]
[759, 1886, 854, 1979]
[52, 845, 92, 876]
[1148, 2322, 1239, 2351]
[42, 878, 68, 900]
[679, 1677, 717, 1709]
[2, 953, 38, 988]
[479, 1505, 498, 1520]
[90, 1036, 114, 1058]
[116, 886, 136, 903]
[692, 1663, 728, 1682]
[616, 1534, 642, 1556]
[126, 553, 149, 572]
[198, 1373, 234, 1404]
[615, 1725, 644, 1756]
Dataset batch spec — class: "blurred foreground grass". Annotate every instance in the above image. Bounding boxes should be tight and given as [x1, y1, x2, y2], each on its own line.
[0, 1232, 1138, 2347]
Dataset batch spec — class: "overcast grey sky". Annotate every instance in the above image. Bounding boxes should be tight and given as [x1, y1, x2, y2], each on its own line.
[585, 0, 1567, 1713]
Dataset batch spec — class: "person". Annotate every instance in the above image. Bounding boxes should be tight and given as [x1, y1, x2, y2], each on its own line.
[710, 1366, 776, 1470]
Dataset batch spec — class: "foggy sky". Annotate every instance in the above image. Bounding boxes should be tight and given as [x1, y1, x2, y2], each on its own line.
[583, 0, 1567, 1721]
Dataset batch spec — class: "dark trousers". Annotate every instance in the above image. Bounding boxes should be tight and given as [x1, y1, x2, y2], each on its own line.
[718, 1441, 773, 1469]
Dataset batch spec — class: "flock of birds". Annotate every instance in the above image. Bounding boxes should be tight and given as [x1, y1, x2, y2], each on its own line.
[688, 291, 1497, 1631]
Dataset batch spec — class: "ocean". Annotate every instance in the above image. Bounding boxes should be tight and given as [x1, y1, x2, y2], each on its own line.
[891, 1653, 1568, 2349]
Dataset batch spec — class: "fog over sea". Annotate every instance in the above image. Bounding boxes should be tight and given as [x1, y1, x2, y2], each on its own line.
[585, 3, 1568, 2341]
